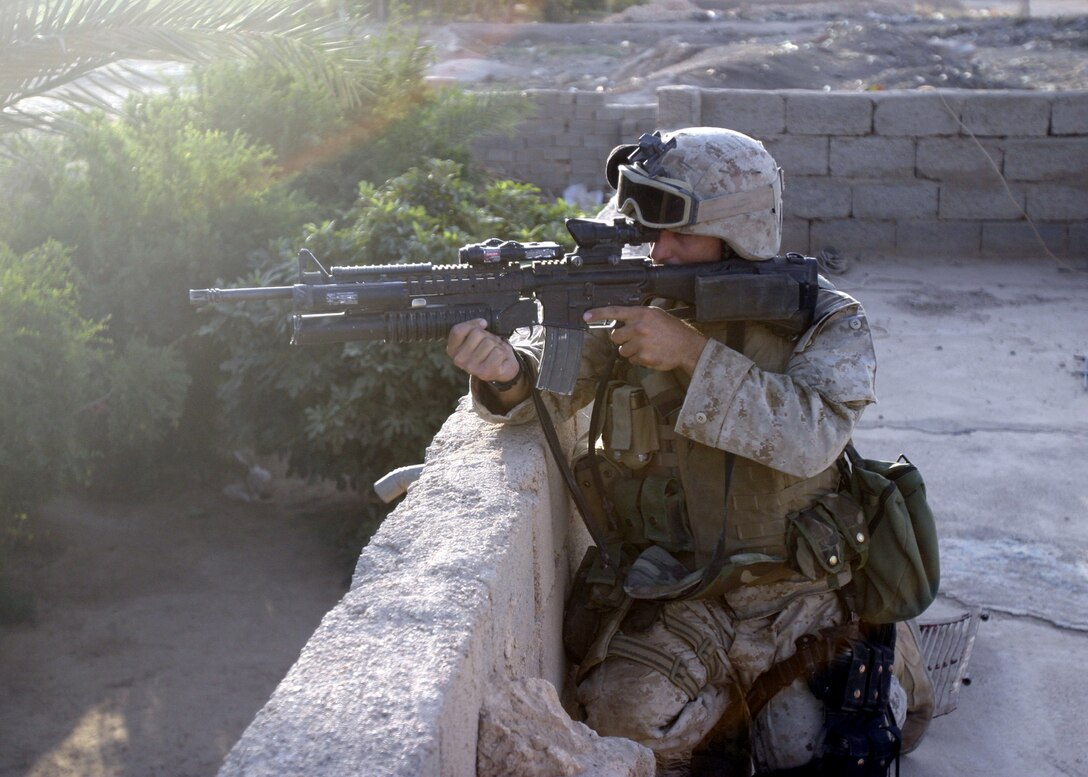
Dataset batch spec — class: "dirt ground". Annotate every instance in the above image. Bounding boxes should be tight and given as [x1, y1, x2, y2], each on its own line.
[0, 2, 1085, 776]
[0, 480, 363, 777]
[425, 0, 1088, 99]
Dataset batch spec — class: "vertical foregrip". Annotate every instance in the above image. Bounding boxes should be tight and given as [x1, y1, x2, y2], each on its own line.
[536, 327, 585, 396]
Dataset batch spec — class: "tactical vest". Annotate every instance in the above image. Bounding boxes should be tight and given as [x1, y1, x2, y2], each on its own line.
[598, 318, 840, 574]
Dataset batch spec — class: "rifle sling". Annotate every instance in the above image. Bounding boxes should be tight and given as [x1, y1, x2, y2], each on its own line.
[522, 350, 620, 572]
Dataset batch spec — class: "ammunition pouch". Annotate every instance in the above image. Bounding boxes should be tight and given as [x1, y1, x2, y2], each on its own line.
[572, 452, 694, 554]
[602, 382, 660, 471]
[750, 624, 902, 777]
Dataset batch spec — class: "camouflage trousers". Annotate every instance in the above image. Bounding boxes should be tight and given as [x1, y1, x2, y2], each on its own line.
[575, 583, 934, 773]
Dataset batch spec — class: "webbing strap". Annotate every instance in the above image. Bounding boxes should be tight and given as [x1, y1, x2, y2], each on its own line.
[524, 351, 619, 570]
[608, 633, 703, 701]
[746, 625, 854, 719]
[662, 607, 725, 683]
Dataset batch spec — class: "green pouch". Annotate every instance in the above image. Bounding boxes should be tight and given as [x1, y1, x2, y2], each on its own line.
[786, 499, 849, 581]
[843, 444, 941, 624]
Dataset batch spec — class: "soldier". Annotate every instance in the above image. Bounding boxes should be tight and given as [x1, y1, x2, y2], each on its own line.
[447, 127, 933, 776]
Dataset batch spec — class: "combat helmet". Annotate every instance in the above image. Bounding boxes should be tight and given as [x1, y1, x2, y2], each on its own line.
[605, 127, 783, 260]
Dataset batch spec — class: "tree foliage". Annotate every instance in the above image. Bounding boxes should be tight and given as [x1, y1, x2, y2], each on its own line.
[200, 159, 583, 523]
[0, 1, 555, 538]
[0, 240, 185, 521]
[1, 0, 371, 134]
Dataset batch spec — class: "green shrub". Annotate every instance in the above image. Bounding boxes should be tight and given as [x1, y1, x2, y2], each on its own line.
[200, 160, 584, 529]
[0, 241, 106, 519]
[0, 21, 538, 496]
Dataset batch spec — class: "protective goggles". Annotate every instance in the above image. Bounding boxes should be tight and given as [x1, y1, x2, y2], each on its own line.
[614, 163, 781, 230]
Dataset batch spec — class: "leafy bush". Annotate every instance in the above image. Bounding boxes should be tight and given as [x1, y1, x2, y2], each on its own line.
[0, 19, 539, 500]
[200, 159, 584, 526]
[191, 52, 533, 210]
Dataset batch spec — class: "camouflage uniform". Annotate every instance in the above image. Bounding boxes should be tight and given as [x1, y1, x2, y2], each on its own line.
[470, 279, 932, 768]
[467, 127, 933, 773]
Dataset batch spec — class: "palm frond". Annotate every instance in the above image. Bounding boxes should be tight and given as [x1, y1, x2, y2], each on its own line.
[1, 0, 377, 133]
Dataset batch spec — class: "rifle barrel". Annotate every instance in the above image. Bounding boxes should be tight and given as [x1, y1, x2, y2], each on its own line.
[189, 286, 295, 306]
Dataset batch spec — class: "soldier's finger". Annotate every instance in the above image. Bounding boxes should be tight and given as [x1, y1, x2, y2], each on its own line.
[584, 305, 640, 324]
[447, 319, 490, 356]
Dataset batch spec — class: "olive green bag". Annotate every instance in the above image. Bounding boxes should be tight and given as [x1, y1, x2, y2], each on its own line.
[842, 443, 940, 624]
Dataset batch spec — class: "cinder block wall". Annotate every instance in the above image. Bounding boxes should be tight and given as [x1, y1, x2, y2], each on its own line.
[474, 87, 1088, 259]
[217, 400, 586, 777]
[471, 89, 657, 196]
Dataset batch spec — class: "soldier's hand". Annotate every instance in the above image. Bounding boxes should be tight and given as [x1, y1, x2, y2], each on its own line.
[446, 319, 521, 384]
[585, 306, 708, 376]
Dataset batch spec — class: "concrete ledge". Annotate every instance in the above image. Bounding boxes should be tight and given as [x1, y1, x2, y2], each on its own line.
[218, 399, 584, 777]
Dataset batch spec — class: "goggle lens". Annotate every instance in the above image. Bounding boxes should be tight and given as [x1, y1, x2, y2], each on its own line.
[615, 167, 693, 228]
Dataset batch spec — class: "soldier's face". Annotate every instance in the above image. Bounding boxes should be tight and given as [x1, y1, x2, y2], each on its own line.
[650, 230, 722, 266]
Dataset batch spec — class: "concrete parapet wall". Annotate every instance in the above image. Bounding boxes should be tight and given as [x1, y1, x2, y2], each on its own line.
[217, 398, 585, 777]
[474, 87, 1088, 259]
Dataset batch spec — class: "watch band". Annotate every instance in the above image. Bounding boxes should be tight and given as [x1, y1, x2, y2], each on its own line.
[488, 363, 523, 392]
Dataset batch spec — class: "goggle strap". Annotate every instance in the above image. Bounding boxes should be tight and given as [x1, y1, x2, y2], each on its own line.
[693, 183, 777, 222]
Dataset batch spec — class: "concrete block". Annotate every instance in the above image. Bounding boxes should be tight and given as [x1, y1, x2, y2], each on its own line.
[785, 177, 852, 219]
[853, 181, 939, 220]
[1051, 93, 1088, 136]
[485, 149, 516, 164]
[785, 92, 873, 136]
[781, 218, 811, 255]
[656, 85, 702, 129]
[981, 221, 1069, 258]
[540, 146, 571, 161]
[810, 219, 896, 258]
[939, 183, 1026, 220]
[567, 118, 600, 135]
[569, 145, 603, 161]
[916, 137, 1004, 182]
[895, 220, 981, 257]
[570, 158, 599, 177]
[872, 91, 962, 136]
[1068, 224, 1088, 257]
[699, 89, 787, 137]
[764, 134, 829, 176]
[573, 90, 605, 106]
[596, 104, 625, 122]
[620, 118, 652, 138]
[958, 91, 1052, 137]
[523, 89, 562, 108]
[1003, 138, 1088, 182]
[1025, 184, 1088, 221]
[830, 137, 916, 178]
[622, 104, 656, 121]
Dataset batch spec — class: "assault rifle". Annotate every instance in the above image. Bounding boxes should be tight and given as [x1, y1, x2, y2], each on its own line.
[190, 218, 819, 396]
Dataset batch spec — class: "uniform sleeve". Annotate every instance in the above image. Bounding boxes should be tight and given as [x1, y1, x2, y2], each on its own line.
[469, 325, 616, 424]
[675, 303, 877, 478]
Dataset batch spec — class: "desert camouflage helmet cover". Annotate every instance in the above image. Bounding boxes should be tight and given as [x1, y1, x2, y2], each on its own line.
[606, 127, 784, 260]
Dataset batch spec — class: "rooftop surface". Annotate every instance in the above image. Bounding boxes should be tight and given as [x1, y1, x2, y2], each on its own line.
[834, 251, 1088, 776]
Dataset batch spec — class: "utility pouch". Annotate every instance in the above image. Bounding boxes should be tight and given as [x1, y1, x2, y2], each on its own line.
[841, 443, 940, 624]
[602, 382, 660, 471]
[564, 546, 629, 664]
[577, 453, 694, 554]
[808, 624, 902, 777]
[561, 541, 631, 661]
[572, 452, 624, 544]
[785, 495, 857, 582]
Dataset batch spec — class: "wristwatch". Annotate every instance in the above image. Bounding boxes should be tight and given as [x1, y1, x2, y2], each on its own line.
[488, 363, 523, 392]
